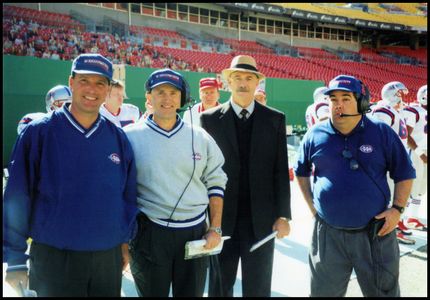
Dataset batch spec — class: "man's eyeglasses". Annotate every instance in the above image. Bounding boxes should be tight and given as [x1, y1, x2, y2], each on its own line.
[342, 149, 359, 170]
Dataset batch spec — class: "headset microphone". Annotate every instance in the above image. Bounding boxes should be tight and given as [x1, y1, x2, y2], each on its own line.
[176, 107, 189, 113]
[176, 98, 197, 113]
[340, 113, 362, 117]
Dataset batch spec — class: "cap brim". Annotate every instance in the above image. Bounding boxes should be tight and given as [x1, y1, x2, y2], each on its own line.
[73, 70, 111, 81]
[112, 79, 126, 87]
[324, 87, 354, 95]
[200, 85, 218, 90]
[222, 68, 265, 81]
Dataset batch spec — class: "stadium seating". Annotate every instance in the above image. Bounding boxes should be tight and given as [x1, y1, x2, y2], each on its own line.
[380, 46, 427, 65]
[296, 47, 339, 60]
[4, 5, 84, 31]
[223, 39, 274, 54]
[130, 25, 183, 39]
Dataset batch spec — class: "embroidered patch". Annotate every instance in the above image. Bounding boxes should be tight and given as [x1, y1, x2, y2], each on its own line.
[359, 145, 373, 153]
[192, 153, 202, 161]
[108, 153, 121, 164]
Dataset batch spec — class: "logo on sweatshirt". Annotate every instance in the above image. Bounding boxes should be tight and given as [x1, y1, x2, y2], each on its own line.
[192, 153, 202, 161]
[359, 145, 373, 153]
[108, 153, 121, 164]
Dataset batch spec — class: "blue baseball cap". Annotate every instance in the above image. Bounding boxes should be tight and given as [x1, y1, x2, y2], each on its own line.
[71, 54, 113, 81]
[325, 75, 362, 95]
[145, 69, 184, 92]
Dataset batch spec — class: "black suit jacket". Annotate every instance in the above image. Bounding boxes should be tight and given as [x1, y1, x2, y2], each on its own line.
[201, 101, 291, 240]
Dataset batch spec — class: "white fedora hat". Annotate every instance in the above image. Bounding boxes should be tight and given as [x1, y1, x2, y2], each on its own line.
[222, 55, 265, 81]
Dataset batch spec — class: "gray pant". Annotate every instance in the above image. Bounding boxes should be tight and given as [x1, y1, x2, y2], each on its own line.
[309, 215, 400, 297]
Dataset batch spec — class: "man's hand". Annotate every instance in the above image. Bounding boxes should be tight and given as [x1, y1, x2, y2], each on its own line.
[419, 153, 427, 164]
[374, 208, 401, 236]
[5, 270, 28, 297]
[273, 217, 291, 238]
[121, 243, 130, 271]
[203, 230, 221, 249]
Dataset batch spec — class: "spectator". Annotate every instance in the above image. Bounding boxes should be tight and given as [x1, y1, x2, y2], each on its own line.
[42, 48, 51, 59]
[50, 50, 60, 60]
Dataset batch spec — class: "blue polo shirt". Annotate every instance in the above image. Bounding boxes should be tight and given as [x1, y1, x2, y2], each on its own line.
[294, 116, 415, 228]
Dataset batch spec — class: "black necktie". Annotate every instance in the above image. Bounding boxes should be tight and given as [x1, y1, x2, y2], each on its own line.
[240, 109, 248, 122]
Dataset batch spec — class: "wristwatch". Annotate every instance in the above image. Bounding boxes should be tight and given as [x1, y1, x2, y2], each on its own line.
[392, 204, 405, 214]
[208, 226, 222, 235]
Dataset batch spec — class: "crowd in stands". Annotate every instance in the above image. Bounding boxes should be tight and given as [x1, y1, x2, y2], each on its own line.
[3, 17, 208, 72]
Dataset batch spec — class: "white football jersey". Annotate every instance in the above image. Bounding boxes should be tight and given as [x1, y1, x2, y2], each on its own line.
[305, 102, 329, 129]
[17, 112, 47, 135]
[183, 102, 220, 127]
[99, 103, 141, 128]
[182, 103, 202, 126]
[371, 100, 408, 149]
[403, 104, 427, 151]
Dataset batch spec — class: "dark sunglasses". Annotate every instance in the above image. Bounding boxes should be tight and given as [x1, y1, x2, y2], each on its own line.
[342, 149, 359, 170]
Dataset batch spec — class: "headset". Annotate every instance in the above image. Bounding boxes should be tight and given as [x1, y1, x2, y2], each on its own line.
[339, 79, 371, 117]
[356, 80, 371, 114]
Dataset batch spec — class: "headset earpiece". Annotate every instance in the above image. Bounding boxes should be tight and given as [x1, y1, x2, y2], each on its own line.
[181, 79, 191, 107]
[357, 81, 370, 114]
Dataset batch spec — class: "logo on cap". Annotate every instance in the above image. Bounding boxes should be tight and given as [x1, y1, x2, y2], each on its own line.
[155, 73, 180, 82]
[200, 78, 218, 90]
[83, 59, 109, 72]
[335, 80, 351, 85]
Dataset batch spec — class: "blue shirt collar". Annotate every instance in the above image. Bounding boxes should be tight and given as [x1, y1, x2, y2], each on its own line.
[328, 115, 366, 136]
[62, 102, 102, 138]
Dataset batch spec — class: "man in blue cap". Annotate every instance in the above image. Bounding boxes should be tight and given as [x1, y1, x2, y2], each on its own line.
[124, 68, 227, 297]
[4, 53, 138, 296]
[294, 74, 415, 296]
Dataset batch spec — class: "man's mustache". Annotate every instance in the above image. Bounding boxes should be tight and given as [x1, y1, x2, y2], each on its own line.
[236, 88, 249, 92]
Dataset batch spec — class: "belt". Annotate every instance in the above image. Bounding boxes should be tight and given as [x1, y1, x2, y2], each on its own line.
[316, 214, 368, 233]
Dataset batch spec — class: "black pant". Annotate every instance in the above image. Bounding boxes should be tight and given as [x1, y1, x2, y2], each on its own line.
[209, 216, 274, 297]
[129, 214, 208, 297]
[29, 241, 123, 297]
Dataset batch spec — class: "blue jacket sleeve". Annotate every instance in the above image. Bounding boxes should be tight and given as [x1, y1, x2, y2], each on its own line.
[3, 127, 39, 270]
[121, 135, 139, 243]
